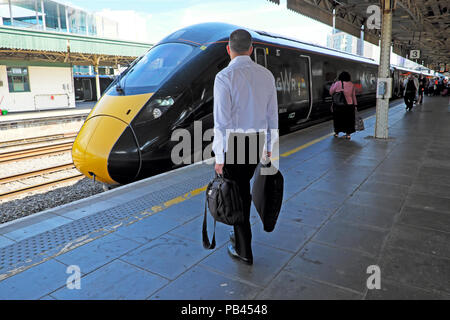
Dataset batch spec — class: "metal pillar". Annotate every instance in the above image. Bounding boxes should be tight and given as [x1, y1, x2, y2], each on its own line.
[8, 0, 13, 26]
[34, 0, 39, 28]
[374, 0, 393, 139]
[65, 6, 70, 33]
[57, 4, 61, 31]
[40, 0, 46, 31]
[94, 57, 101, 101]
[359, 24, 365, 56]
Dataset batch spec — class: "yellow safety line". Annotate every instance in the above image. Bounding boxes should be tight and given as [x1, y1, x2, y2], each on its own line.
[148, 185, 208, 214]
[280, 133, 334, 157]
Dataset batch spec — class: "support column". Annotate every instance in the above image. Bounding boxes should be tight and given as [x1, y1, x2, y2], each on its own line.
[40, 0, 46, 31]
[94, 57, 101, 101]
[34, 0, 39, 28]
[57, 4, 61, 31]
[359, 24, 365, 56]
[65, 6, 70, 33]
[374, 0, 393, 139]
[8, 0, 13, 26]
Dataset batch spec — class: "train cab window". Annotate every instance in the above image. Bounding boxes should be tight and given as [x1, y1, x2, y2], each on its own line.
[117, 43, 194, 94]
[254, 47, 267, 68]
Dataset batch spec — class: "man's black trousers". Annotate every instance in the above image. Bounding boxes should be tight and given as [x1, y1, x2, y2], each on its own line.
[404, 92, 415, 110]
[223, 133, 262, 260]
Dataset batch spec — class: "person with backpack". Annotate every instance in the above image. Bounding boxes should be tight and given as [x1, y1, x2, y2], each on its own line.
[329, 71, 358, 140]
[403, 74, 419, 111]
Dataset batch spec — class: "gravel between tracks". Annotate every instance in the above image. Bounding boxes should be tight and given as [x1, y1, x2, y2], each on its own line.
[0, 177, 105, 224]
[0, 153, 73, 178]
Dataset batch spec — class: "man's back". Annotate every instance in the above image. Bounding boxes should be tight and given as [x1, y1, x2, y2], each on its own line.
[214, 55, 277, 131]
[213, 55, 278, 164]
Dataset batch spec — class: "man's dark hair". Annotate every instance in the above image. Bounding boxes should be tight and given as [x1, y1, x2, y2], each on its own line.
[338, 71, 351, 82]
[229, 29, 252, 53]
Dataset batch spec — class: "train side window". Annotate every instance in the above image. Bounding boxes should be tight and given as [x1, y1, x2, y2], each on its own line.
[254, 47, 267, 68]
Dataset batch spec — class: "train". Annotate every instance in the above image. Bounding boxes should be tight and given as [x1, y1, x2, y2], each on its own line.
[72, 22, 429, 186]
[74, 75, 114, 102]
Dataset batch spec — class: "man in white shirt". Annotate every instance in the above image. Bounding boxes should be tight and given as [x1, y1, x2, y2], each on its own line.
[212, 29, 278, 265]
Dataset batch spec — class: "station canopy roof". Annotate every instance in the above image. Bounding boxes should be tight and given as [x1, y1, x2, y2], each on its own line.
[267, 0, 449, 72]
[0, 25, 151, 66]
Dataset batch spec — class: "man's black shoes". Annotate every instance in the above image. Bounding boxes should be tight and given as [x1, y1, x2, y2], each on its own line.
[229, 231, 235, 246]
[227, 244, 253, 265]
[228, 231, 253, 265]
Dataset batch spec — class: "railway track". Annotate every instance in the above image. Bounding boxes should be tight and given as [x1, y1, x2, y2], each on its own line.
[0, 163, 83, 200]
[0, 132, 78, 149]
[0, 141, 74, 164]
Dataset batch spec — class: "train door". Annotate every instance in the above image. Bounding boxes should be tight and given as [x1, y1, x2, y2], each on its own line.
[291, 55, 312, 123]
[82, 79, 93, 100]
[392, 68, 400, 97]
[275, 51, 312, 124]
[265, 48, 312, 126]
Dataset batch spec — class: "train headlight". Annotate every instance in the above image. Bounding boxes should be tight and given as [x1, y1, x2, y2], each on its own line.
[152, 107, 162, 119]
[159, 97, 174, 107]
[139, 96, 175, 122]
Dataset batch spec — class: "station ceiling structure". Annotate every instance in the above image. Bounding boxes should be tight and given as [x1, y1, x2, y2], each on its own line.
[267, 0, 449, 72]
[0, 25, 151, 67]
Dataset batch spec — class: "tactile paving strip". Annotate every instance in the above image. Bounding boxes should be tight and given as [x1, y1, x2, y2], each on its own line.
[0, 166, 213, 278]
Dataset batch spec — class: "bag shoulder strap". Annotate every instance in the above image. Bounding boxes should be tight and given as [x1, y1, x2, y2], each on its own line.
[202, 200, 216, 249]
[341, 80, 344, 89]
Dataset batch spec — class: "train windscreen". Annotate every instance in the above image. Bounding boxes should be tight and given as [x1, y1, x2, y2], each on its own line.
[118, 43, 194, 94]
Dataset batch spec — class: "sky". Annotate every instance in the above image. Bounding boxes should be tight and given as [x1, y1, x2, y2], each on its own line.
[65, 0, 333, 46]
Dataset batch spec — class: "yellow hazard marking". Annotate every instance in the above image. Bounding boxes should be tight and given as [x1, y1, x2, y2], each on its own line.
[280, 133, 334, 157]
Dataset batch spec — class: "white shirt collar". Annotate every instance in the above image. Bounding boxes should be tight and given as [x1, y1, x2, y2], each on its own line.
[228, 55, 252, 66]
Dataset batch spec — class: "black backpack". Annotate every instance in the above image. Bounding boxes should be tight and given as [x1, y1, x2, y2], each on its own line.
[252, 162, 284, 232]
[332, 81, 347, 109]
[202, 173, 244, 249]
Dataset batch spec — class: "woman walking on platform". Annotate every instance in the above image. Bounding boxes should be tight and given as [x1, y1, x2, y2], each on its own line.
[329, 71, 358, 140]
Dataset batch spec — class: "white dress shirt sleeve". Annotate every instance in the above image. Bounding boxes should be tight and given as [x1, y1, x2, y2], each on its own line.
[266, 76, 279, 153]
[212, 73, 232, 164]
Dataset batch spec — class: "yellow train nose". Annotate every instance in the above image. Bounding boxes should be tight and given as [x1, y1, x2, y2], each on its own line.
[72, 92, 153, 185]
[72, 116, 129, 185]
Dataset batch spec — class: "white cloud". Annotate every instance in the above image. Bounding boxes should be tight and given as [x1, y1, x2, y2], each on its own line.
[96, 9, 153, 42]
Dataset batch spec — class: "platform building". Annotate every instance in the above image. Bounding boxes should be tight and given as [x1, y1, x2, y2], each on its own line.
[0, 0, 151, 113]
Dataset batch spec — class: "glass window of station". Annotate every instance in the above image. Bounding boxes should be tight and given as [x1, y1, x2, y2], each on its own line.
[0, 0, 118, 38]
[7, 66, 30, 92]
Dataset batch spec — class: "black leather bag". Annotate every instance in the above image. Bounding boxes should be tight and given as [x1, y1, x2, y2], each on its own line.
[202, 173, 244, 249]
[331, 81, 347, 110]
[251, 162, 284, 232]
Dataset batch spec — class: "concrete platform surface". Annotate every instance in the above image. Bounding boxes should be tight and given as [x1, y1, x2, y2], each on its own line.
[0, 96, 449, 300]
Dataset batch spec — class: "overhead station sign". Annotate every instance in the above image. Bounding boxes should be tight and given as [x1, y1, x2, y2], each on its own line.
[410, 50, 421, 59]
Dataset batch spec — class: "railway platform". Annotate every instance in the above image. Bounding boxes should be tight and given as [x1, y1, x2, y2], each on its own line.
[0, 96, 449, 300]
